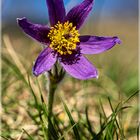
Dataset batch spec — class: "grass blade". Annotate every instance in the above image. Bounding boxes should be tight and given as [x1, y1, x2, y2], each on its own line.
[22, 128, 34, 140]
[58, 123, 77, 140]
[48, 117, 59, 139]
[123, 90, 139, 104]
[85, 106, 97, 139]
[61, 98, 80, 140]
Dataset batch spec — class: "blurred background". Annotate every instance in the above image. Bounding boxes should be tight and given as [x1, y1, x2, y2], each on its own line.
[2, 0, 138, 24]
[2, 0, 138, 94]
[2, 0, 138, 139]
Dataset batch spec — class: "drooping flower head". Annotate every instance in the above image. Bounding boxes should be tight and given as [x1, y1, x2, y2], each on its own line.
[17, 0, 121, 80]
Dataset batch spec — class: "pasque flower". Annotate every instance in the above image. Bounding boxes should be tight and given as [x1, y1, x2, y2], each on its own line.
[17, 0, 121, 80]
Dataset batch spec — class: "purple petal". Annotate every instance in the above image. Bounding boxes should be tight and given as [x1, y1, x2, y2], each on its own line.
[17, 17, 50, 45]
[33, 47, 57, 76]
[79, 36, 121, 54]
[65, 0, 94, 29]
[60, 55, 98, 80]
[46, 0, 66, 26]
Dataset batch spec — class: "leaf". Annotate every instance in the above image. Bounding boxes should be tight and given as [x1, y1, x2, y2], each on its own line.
[48, 117, 59, 139]
[85, 106, 97, 139]
[58, 123, 77, 140]
[22, 128, 34, 140]
[61, 98, 81, 140]
[123, 90, 139, 104]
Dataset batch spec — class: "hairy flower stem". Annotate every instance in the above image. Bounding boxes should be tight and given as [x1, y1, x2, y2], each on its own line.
[47, 78, 57, 117]
[47, 72, 57, 139]
[46, 63, 65, 139]
[47, 64, 59, 117]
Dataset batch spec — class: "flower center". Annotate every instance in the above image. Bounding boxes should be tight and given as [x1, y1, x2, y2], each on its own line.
[48, 21, 80, 55]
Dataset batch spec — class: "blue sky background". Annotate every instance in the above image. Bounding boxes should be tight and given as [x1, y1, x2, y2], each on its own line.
[2, 0, 138, 25]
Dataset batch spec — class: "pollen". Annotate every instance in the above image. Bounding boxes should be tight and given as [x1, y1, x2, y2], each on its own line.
[48, 21, 80, 55]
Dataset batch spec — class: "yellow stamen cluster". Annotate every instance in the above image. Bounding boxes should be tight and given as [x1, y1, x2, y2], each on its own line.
[48, 21, 80, 55]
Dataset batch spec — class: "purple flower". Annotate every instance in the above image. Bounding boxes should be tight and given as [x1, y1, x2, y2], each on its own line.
[17, 0, 121, 80]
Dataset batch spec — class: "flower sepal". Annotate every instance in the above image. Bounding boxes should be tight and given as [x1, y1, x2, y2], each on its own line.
[47, 64, 66, 85]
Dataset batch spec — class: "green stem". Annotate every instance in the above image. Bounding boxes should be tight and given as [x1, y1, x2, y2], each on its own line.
[48, 80, 57, 116]
[46, 64, 65, 139]
[47, 73, 57, 139]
